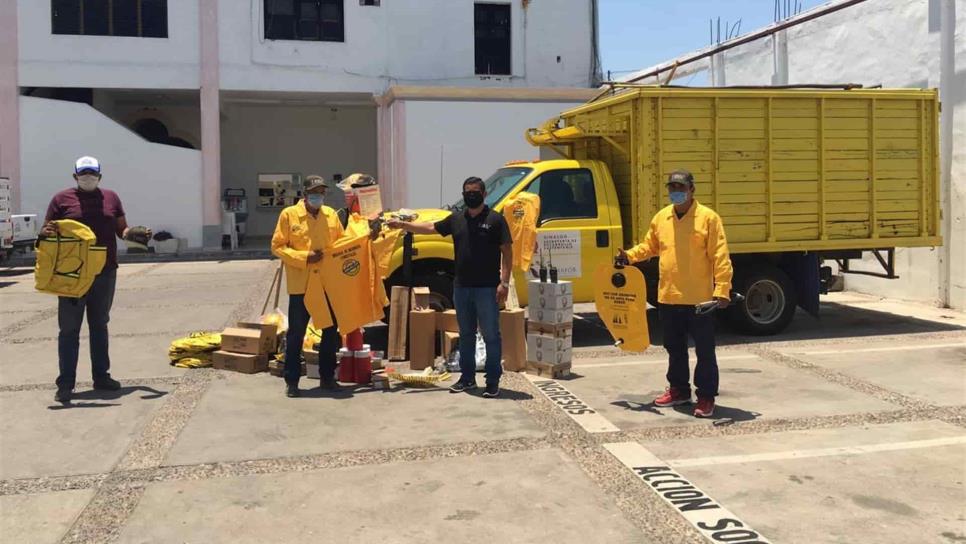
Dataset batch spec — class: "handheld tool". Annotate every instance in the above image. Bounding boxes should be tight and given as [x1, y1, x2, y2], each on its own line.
[695, 293, 745, 316]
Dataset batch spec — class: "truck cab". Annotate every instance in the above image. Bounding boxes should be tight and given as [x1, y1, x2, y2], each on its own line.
[385, 159, 623, 307]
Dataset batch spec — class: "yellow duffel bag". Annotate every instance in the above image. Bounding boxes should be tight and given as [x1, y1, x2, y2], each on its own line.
[35, 219, 107, 298]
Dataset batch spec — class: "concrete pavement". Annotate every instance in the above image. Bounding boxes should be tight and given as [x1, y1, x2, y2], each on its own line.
[1, 259, 964, 543]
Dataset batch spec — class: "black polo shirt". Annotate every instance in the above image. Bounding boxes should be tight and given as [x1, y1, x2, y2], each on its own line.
[434, 206, 512, 288]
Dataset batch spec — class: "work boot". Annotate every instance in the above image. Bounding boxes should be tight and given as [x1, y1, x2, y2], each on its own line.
[54, 386, 73, 403]
[92, 376, 121, 391]
[319, 376, 342, 391]
[654, 387, 691, 407]
[482, 382, 500, 398]
[285, 383, 300, 398]
[694, 397, 715, 418]
[449, 380, 477, 393]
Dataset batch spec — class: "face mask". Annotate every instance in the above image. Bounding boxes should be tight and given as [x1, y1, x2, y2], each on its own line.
[76, 174, 100, 192]
[305, 194, 325, 208]
[463, 191, 484, 209]
[669, 191, 688, 205]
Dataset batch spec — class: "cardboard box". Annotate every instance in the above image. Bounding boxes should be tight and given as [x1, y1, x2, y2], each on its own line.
[526, 333, 573, 365]
[436, 309, 459, 332]
[220, 327, 266, 355]
[527, 321, 573, 339]
[439, 331, 459, 358]
[528, 280, 573, 301]
[237, 322, 279, 354]
[303, 348, 319, 365]
[269, 359, 305, 377]
[410, 286, 432, 310]
[529, 307, 573, 326]
[212, 351, 268, 374]
[500, 308, 527, 372]
[530, 292, 573, 311]
[371, 370, 390, 390]
[526, 360, 572, 379]
[408, 309, 437, 370]
[388, 286, 410, 361]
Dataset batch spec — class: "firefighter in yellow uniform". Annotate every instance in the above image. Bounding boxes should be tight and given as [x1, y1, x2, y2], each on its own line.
[618, 170, 733, 418]
[271, 175, 344, 398]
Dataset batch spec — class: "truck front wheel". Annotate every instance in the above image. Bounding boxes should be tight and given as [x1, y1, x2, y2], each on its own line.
[726, 265, 797, 335]
[382, 270, 455, 323]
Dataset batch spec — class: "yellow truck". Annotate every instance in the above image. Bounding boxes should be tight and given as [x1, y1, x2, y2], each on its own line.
[386, 86, 942, 334]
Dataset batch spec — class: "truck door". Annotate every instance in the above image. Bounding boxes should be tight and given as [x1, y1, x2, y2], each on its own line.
[518, 167, 615, 302]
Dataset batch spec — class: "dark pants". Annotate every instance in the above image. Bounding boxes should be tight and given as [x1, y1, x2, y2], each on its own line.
[57, 269, 117, 388]
[660, 304, 719, 398]
[285, 294, 339, 385]
[453, 286, 502, 386]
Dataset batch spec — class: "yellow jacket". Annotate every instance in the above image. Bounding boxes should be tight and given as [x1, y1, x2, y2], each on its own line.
[271, 201, 344, 295]
[503, 192, 540, 271]
[34, 219, 107, 298]
[625, 201, 733, 305]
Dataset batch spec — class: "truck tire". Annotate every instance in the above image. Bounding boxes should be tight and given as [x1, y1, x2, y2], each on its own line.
[382, 271, 455, 323]
[726, 265, 796, 335]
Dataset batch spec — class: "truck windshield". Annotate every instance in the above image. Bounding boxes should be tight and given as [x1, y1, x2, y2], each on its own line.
[450, 167, 532, 211]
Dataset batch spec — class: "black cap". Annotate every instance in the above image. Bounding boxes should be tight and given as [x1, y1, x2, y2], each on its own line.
[666, 169, 694, 186]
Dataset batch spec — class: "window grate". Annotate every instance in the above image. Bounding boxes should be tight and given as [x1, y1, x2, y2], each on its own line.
[51, 0, 168, 38]
[474, 3, 511, 76]
[265, 0, 344, 42]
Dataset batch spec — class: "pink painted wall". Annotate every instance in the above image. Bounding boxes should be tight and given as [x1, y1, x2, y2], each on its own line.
[200, 0, 221, 228]
[0, 0, 21, 211]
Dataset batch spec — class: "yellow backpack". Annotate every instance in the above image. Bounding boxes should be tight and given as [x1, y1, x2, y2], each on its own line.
[35, 219, 107, 298]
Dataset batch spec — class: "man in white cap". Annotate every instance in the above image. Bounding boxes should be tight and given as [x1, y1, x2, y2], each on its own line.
[41, 156, 146, 402]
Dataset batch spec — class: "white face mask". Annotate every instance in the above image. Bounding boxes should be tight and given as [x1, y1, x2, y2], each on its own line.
[76, 174, 100, 192]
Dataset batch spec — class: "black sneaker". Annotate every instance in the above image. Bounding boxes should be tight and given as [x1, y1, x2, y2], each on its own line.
[286, 383, 300, 398]
[92, 376, 121, 391]
[319, 377, 342, 391]
[54, 387, 72, 403]
[449, 380, 478, 393]
[482, 383, 500, 398]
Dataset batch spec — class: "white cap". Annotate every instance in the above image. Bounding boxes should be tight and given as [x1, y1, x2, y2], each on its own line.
[74, 156, 101, 174]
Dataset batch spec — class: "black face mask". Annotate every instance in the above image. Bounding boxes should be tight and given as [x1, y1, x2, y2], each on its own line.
[463, 191, 485, 209]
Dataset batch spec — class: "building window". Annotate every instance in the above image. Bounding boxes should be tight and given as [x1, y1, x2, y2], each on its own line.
[265, 0, 344, 42]
[360, 0, 379, 5]
[474, 3, 511, 76]
[51, 0, 168, 38]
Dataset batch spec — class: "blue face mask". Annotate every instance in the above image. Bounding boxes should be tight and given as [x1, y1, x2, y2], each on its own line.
[669, 191, 688, 205]
[306, 194, 325, 208]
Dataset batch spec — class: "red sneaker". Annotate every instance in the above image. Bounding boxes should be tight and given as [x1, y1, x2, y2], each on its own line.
[654, 387, 691, 407]
[694, 397, 715, 418]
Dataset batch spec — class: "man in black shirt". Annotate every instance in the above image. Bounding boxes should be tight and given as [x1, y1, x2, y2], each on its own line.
[388, 177, 512, 398]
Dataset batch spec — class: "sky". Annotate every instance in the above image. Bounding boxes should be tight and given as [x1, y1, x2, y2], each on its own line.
[599, 0, 829, 83]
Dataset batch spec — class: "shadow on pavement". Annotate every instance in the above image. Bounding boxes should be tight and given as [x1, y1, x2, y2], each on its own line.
[574, 302, 964, 349]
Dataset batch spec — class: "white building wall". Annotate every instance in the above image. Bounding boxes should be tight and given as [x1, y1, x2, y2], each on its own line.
[16, 0, 201, 89]
[714, 0, 965, 310]
[218, 0, 595, 93]
[399, 100, 587, 209]
[19, 96, 204, 247]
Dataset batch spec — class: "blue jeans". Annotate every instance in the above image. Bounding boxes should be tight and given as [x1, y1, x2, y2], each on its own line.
[660, 304, 718, 398]
[285, 294, 339, 385]
[453, 287, 502, 385]
[57, 269, 116, 388]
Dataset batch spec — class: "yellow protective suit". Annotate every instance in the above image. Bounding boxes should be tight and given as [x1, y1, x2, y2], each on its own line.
[271, 200, 344, 296]
[625, 201, 733, 305]
[316, 231, 382, 334]
[502, 192, 540, 272]
[34, 219, 107, 298]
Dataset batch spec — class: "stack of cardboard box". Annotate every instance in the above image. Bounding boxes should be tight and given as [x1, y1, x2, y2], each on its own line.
[213, 322, 277, 374]
[526, 280, 573, 378]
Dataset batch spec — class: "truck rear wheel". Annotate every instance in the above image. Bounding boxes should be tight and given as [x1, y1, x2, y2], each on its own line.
[726, 265, 796, 335]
